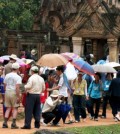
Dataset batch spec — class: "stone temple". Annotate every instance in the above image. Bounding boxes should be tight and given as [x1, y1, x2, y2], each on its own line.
[33, 0, 120, 62]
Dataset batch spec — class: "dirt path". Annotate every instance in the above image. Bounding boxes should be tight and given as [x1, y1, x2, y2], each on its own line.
[0, 105, 119, 134]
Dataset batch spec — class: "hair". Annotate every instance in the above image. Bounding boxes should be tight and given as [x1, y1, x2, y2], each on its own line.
[31, 67, 39, 73]
[48, 70, 56, 76]
[86, 55, 91, 60]
[32, 70, 38, 73]
[102, 56, 107, 61]
[106, 73, 114, 79]
[40, 74, 48, 81]
[117, 71, 120, 78]
[56, 65, 65, 73]
[10, 58, 16, 61]
[95, 72, 101, 79]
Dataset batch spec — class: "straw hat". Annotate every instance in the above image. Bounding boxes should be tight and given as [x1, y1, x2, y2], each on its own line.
[50, 90, 59, 97]
[9, 54, 17, 60]
[31, 49, 37, 55]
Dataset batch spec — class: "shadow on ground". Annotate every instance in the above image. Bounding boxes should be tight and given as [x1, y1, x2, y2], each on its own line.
[35, 129, 72, 134]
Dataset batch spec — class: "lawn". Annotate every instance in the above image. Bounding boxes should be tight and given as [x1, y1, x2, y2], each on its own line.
[35, 124, 120, 134]
[64, 124, 120, 134]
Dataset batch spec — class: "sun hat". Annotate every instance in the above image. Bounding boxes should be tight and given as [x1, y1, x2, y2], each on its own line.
[31, 49, 37, 55]
[12, 63, 20, 69]
[9, 54, 17, 60]
[31, 66, 39, 72]
[50, 90, 59, 97]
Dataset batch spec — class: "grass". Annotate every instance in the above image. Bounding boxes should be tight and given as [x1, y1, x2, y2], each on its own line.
[63, 124, 120, 134]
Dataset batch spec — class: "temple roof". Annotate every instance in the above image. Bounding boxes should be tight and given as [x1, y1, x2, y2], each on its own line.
[38, 0, 120, 38]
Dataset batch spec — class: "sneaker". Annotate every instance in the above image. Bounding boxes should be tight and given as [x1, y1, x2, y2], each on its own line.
[101, 116, 106, 119]
[2, 123, 8, 128]
[11, 124, 19, 129]
[94, 118, 98, 121]
[74, 120, 79, 123]
[40, 118, 44, 123]
[64, 120, 74, 124]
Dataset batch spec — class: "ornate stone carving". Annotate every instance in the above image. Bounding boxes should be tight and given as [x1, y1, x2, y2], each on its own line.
[36, 0, 120, 37]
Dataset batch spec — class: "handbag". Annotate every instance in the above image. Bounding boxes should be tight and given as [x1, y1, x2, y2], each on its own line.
[58, 103, 71, 113]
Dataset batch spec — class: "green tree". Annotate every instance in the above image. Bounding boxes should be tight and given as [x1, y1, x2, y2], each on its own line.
[0, 0, 41, 31]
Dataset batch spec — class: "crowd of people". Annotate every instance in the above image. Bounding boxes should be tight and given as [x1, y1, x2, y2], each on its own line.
[0, 53, 120, 130]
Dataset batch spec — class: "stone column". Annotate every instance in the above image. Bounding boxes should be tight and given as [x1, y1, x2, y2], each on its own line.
[107, 38, 118, 62]
[72, 37, 84, 56]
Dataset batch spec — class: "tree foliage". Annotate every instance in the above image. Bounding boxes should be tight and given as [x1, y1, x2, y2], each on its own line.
[0, 0, 41, 31]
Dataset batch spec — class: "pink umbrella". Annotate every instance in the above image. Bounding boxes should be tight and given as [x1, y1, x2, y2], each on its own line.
[0, 55, 26, 66]
[61, 52, 80, 61]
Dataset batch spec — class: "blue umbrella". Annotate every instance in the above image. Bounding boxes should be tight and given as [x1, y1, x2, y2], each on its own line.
[72, 59, 95, 75]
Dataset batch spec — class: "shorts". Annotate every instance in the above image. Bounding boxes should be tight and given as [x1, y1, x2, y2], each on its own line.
[5, 90, 19, 108]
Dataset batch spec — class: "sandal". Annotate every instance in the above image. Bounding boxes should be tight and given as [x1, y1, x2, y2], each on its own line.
[64, 120, 74, 124]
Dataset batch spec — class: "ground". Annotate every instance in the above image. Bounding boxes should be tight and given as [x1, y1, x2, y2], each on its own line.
[0, 103, 119, 134]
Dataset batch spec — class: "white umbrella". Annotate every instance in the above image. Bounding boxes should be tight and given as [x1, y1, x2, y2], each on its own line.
[64, 62, 77, 80]
[92, 64, 117, 73]
[104, 62, 120, 68]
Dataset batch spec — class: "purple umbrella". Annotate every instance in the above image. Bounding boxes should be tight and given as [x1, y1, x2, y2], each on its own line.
[72, 59, 95, 75]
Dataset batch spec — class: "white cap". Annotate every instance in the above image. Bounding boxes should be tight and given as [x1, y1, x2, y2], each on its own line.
[12, 63, 20, 69]
[31, 66, 39, 72]
[90, 54, 94, 58]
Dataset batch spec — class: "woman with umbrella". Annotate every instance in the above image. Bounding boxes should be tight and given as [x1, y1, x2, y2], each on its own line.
[87, 73, 103, 121]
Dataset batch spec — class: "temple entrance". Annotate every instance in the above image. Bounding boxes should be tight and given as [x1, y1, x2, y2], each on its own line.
[84, 39, 108, 62]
